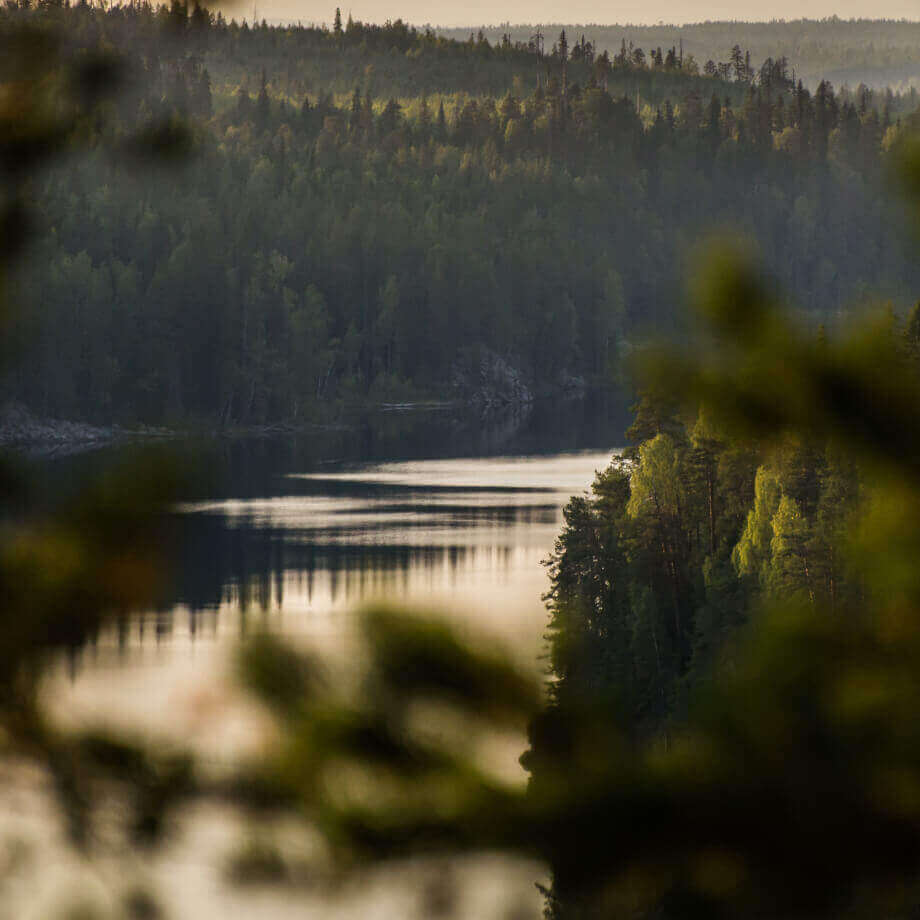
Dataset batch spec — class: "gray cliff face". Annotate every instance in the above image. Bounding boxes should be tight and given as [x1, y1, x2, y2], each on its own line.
[451, 348, 589, 415]
[451, 348, 533, 415]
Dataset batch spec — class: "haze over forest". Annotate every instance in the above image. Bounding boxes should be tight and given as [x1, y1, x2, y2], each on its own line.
[7, 3, 920, 426]
[253, 1, 920, 30]
[5, 3, 920, 918]
[440, 19, 920, 88]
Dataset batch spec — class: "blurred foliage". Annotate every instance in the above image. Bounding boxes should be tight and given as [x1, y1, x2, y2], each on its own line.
[226, 143, 920, 920]
[237, 612, 542, 863]
[0, 8, 191, 852]
[9, 6, 920, 920]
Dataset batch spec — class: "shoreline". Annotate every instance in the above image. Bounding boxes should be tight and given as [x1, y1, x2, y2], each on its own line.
[0, 398, 534, 457]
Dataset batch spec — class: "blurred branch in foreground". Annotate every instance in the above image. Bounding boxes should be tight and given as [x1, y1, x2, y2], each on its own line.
[0, 7, 195, 854]
[226, 139, 920, 920]
[7, 7, 920, 920]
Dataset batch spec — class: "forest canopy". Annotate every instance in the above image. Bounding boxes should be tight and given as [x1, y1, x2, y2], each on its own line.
[3, 2, 920, 428]
[6, 9, 920, 920]
[441, 20, 920, 91]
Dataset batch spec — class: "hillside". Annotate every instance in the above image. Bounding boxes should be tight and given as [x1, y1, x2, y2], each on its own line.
[2, 4, 919, 426]
[440, 19, 920, 90]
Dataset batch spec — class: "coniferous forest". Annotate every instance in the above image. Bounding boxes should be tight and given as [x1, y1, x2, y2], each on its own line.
[520, 282, 920, 919]
[442, 20, 920, 91]
[3, 1, 920, 424]
[7, 5, 920, 919]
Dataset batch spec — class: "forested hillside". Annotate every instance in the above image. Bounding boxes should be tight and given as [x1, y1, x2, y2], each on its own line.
[520, 272, 920, 915]
[537, 388, 853, 739]
[442, 19, 920, 91]
[3, 3, 920, 425]
[536, 305, 920, 743]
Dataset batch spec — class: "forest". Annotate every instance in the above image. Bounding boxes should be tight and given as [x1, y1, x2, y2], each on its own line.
[504, 225, 920, 912]
[3, 2, 920, 425]
[443, 19, 920, 91]
[7, 6, 920, 919]
[537, 373, 870, 739]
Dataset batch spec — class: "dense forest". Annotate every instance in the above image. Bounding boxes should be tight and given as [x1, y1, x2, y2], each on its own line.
[524, 304, 920, 914]
[537, 385, 856, 734]
[9, 9, 920, 919]
[3, 3, 920, 425]
[443, 19, 920, 91]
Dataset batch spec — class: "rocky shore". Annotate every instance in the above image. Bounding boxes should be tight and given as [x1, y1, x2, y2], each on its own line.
[0, 403, 172, 456]
[451, 348, 534, 415]
[451, 347, 586, 416]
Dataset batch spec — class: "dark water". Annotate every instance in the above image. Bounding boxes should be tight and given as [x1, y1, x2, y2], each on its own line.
[39, 395, 628, 655]
[28, 399, 629, 920]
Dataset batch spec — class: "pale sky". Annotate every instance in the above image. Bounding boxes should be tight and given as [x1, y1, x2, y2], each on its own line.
[249, 0, 920, 27]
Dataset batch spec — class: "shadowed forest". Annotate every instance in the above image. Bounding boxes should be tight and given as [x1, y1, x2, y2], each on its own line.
[5, 6, 920, 920]
[3, 2, 920, 425]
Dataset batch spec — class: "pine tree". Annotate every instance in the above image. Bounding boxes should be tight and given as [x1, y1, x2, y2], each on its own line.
[436, 99, 446, 138]
[625, 388, 682, 448]
[235, 85, 251, 119]
[255, 67, 270, 130]
[349, 85, 361, 130]
[418, 94, 431, 132]
[195, 68, 212, 118]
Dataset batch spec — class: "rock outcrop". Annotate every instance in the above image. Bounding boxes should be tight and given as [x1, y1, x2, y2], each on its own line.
[451, 348, 534, 415]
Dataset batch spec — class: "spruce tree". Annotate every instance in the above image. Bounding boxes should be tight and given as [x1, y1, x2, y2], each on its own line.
[255, 67, 270, 130]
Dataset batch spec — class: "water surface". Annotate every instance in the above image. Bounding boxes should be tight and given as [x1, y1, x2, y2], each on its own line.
[52, 397, 628, 657]
[30, 399, 627, 919]
[172, 450, 619, 652]
[46, 398, 627, 737]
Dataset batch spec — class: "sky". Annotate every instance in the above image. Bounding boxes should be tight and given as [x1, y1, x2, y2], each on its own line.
[245, 0, 920, 27]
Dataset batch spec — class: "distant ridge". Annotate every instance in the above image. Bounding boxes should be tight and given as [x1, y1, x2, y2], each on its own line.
[438, 19, 920, 87]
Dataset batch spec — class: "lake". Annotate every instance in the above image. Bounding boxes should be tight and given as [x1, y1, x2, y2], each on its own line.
[15, 396, 628, 919]
[49, 396, 628, 680]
